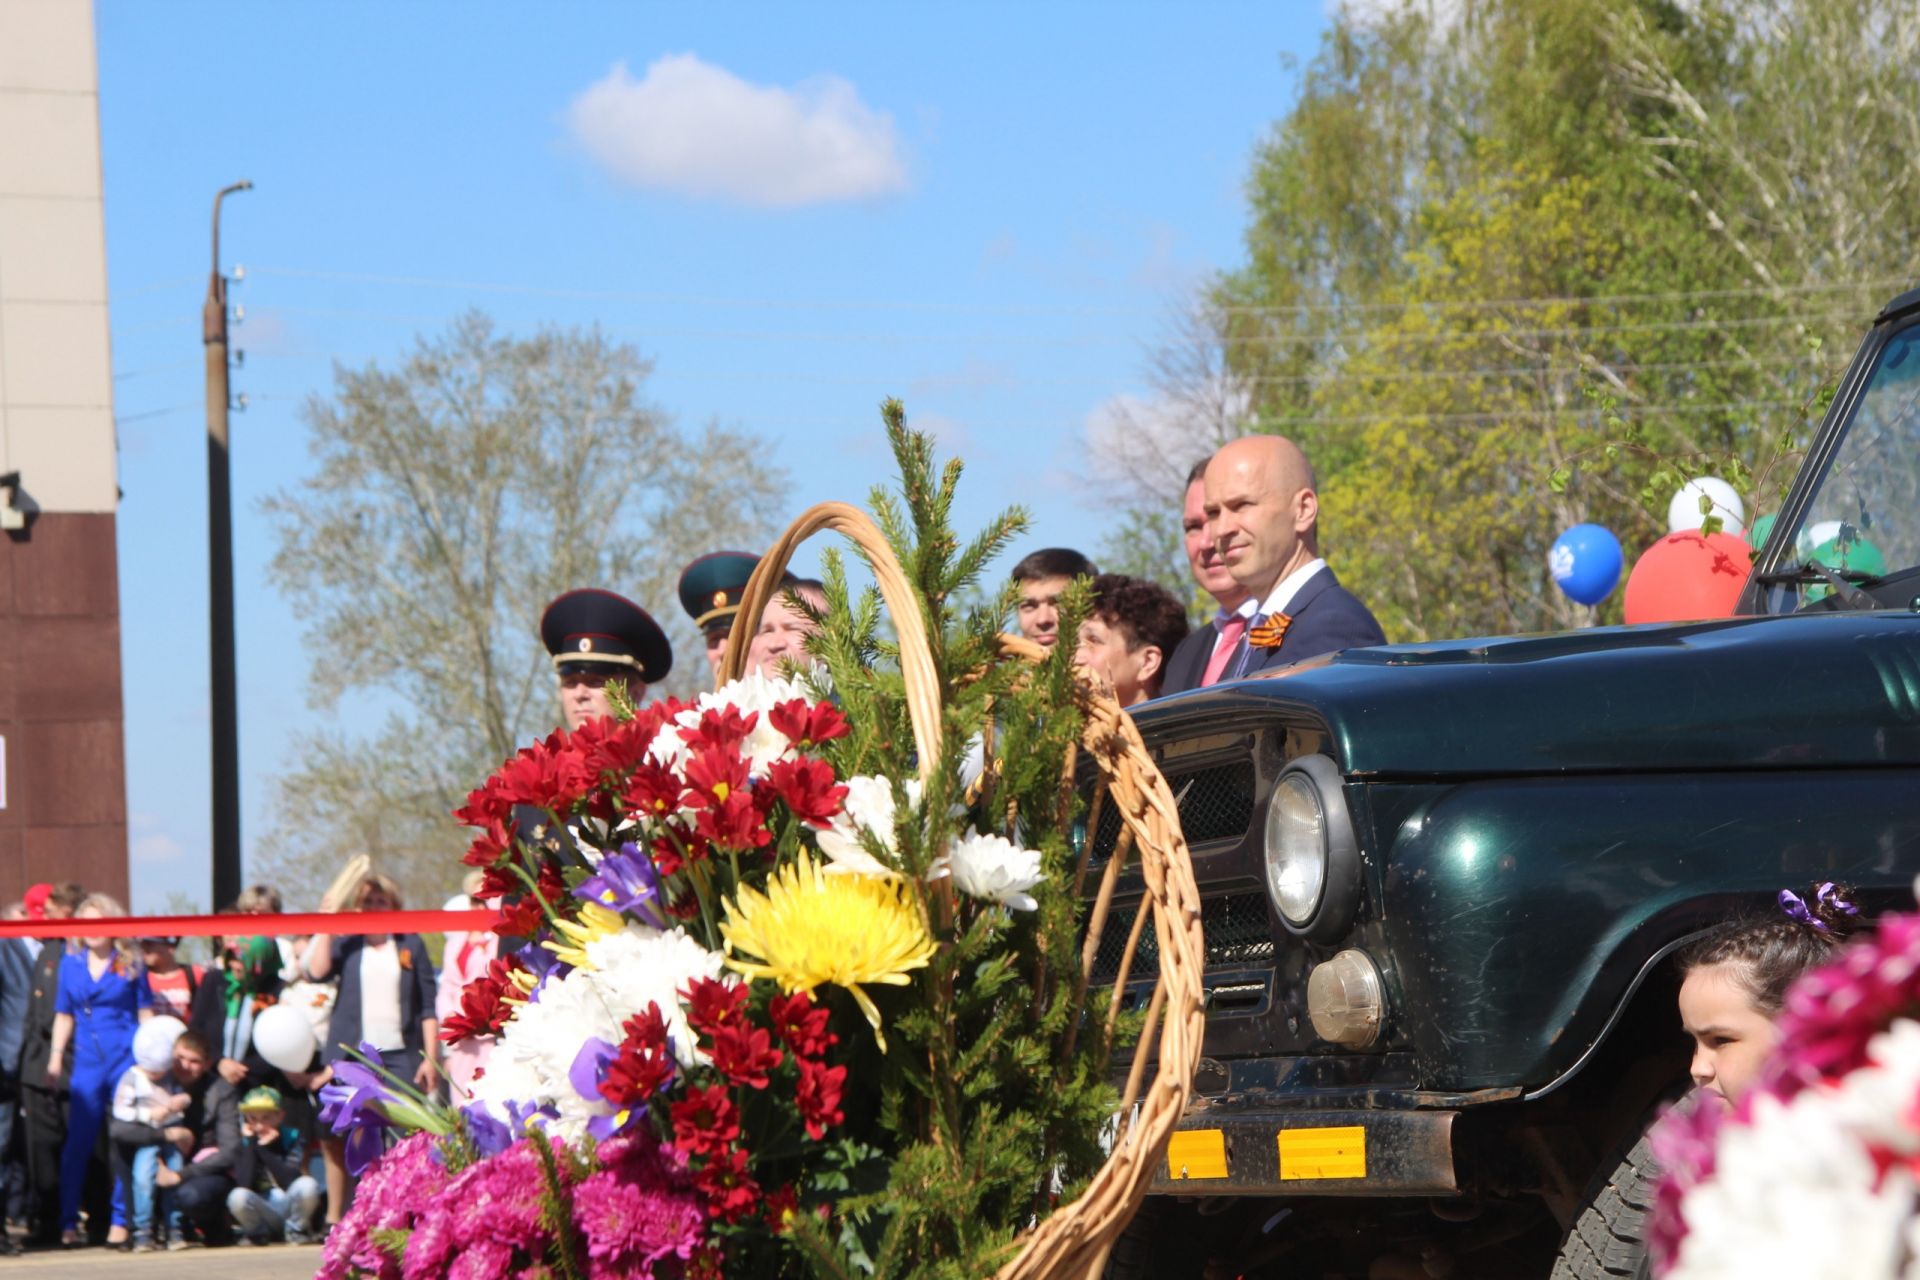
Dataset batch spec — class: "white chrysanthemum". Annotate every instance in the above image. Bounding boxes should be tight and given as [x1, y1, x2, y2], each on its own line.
[816, 775, 924, 876]
[648, 668, 824, 776]
[580, 926, 731, 1068]
[945, 830, 1044, 912]
[474, 966, 622, 1138]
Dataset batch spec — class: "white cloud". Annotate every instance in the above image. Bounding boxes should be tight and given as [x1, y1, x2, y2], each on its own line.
[130, 812, 184, 864]
[568, 55, 909, 208]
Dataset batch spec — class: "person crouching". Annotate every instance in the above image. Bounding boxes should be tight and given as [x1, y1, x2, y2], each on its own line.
[226, 1087, 320, 1245]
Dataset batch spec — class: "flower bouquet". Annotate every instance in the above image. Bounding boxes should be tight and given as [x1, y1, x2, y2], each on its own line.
[318, 410, 1204, 1280]
[1650, 886, 1920, 1278]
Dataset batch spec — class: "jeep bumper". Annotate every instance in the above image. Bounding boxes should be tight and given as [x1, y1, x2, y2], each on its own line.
[1150, 1108, 1460, 1196]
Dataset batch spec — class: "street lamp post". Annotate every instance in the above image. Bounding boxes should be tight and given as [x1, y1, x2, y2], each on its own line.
[205, 180, 251, 911]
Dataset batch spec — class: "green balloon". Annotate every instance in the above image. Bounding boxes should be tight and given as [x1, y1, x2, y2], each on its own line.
[1803, 534, 1887, 602]
[1749, 513, 1776, 549]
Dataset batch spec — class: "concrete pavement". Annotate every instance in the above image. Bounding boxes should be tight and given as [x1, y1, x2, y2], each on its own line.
[0, 1242, 322, 1277]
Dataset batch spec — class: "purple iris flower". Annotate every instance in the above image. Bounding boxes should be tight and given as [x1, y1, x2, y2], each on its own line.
[461, 1103, 515, 1159]
[568, 1036, 619, 1104]
[574, 843, 669, 928]
[317, 1042, 397, 1176]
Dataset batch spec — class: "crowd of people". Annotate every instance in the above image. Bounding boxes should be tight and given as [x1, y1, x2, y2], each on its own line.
[0, 870, 474, 1254]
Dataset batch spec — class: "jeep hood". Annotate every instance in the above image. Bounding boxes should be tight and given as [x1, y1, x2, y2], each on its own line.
[1137, 612, 1920, 777]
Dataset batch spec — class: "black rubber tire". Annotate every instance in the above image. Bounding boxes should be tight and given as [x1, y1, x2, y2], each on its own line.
[1550, 1127, 1659, 1280]
[1102, 1197, 1206, 1280]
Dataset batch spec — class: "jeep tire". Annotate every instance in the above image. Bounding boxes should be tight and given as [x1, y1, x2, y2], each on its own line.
[1550, 1126, 1658, 1280]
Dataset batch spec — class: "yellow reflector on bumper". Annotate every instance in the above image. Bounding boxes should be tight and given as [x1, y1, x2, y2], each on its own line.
[1278, 1125, 1367, 1180]
[1165, 1128, 1229, 1180]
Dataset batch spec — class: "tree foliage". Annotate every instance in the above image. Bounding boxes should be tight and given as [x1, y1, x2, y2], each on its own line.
[258, 312, 787, 904]
[1093, 0, 1920, 640]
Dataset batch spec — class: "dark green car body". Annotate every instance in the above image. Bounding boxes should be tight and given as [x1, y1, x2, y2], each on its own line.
[1108, 289, 1920, 1273]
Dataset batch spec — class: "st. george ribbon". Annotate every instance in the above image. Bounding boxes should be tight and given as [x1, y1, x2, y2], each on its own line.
[0, 908, 501, 940]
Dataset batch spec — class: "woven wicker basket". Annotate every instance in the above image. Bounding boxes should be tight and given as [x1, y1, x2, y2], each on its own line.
[720, 500, 1207, 1280]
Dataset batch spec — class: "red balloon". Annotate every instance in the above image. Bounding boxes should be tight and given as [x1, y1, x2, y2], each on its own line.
[1623, 531, 1752, 624]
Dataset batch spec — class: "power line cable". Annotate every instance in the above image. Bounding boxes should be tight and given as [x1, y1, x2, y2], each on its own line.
[242, 264, 1915, 318]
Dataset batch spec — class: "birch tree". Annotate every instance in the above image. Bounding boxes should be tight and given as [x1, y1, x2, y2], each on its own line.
[257, 312, 787, 903]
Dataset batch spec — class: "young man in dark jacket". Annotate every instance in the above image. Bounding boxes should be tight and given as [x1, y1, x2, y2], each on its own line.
[155, 1032, 242, 1246]
[226, 1087, 320, 1245]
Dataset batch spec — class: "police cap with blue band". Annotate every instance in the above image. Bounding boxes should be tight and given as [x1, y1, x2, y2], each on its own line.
[540, 588, 673, 682]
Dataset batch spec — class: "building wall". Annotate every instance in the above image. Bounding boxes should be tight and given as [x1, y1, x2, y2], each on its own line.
[0, 0, 129, 902]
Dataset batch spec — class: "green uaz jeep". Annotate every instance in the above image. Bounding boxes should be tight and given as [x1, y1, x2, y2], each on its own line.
[1102, 288, 1920, 1278]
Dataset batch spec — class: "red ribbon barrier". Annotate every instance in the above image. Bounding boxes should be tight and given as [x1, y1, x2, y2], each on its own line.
[0, 909, 503, 940]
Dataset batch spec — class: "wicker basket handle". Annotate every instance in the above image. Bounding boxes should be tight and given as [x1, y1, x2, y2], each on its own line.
[718, 500, 942, 785]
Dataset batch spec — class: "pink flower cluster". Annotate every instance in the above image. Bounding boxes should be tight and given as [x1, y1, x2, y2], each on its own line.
[318, 1131, 706, 1280]
[319, 1133, 451, 1280]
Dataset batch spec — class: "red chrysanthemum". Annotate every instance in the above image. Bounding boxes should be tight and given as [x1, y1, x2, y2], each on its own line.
[624, 760, 686, 822]
[682, 978, 748, 1038]
[763, 1185, 800, 1235]
[768, 699, 850, 748]
[679, 706, 759, 756]
[670, 1085, 740, 1157]
[438, 954, 527, 1043]
[707, 1021, 782, 1091]
[491, 858, 568, 940]
[768, 991, 836, 1061]
[692, 790, 773, 853]
[683, 746, 750, 811]
[766, 757, 848, 829]
[693, 1146, 760, 1224]
[795, 1057, 847, 1141]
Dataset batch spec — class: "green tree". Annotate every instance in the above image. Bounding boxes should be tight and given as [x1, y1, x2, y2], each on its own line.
[1099, 0, 1915, 641]
[257, 312, 787, 904]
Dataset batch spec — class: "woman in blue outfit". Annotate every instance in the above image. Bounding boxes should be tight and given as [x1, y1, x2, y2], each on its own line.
[46, 894, 151, 1246]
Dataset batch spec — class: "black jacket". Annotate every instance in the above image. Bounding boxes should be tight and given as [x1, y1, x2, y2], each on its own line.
[18, 944, 63, 1092]
[323, 934, 437, 1066]
[178, 1076, 242, 1182]
[233, 1130, 304, 1194]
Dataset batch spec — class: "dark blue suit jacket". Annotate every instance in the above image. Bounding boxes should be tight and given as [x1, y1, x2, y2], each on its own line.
[1159, 566, 1386, 694]
[0, 939, 34, 1079]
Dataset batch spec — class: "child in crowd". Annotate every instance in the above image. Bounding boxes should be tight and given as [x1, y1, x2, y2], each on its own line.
[1676, 880, 1863, 1105]
[140, 936, 201, 1022]
[226, 1087, 321, 1245]
[110, 1017, 190, 1251]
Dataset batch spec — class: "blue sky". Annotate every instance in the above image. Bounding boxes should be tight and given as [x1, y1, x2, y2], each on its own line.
[97, 2, 1328, 910]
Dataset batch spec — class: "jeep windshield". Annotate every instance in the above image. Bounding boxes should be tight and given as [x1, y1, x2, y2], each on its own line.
[1756, 319, 1920, 611]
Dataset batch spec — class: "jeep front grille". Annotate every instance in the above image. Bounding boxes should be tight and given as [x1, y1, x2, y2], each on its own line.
[1087, 890, 1274, 983]
[1086, 759, 1257, 865]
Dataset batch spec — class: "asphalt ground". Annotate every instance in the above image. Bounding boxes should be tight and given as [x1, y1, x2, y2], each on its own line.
[0, 1242, 322, 1277]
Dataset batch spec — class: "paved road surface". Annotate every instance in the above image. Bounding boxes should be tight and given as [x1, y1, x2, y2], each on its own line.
[0, 1243, 321, 1277]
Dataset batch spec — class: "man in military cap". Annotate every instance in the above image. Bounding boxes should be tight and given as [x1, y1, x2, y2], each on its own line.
[677, 552, 761, 684]
[540, 589, 673, 731]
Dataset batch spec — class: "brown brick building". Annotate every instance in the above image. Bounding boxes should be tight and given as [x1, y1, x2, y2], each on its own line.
[0, 0, 129, 902]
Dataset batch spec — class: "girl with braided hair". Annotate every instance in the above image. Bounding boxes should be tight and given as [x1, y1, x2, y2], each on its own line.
[1676, 881, 1864, 1106]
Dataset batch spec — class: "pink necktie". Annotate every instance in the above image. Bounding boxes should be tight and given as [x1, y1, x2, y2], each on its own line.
[1201, 613, 1250, 687]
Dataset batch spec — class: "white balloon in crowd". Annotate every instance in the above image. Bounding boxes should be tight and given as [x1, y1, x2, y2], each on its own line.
[252, 1000, 320, 1074]
[1667, 476, 1746, 537]
[133, 1015, 188, 1073]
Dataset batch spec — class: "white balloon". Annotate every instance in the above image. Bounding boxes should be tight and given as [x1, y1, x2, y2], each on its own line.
[252, 1001, 319, 1073]
[1667, 476, 1747, 536]
[134, 1016, 188, 1072]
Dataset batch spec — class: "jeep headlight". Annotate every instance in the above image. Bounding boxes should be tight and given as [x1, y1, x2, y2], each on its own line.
[1264, 773, 1326, 925]
[1262, 753, 1362, 942]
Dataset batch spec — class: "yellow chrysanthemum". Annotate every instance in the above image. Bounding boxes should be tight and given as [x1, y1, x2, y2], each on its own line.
[720, 850, 935, 1052]
[543, 901, 626, 970]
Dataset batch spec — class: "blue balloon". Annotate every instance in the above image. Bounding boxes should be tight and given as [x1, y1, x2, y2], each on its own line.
[1549, 523, 1624, 606]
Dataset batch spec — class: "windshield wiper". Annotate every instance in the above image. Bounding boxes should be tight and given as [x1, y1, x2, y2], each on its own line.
[1751, 559, 1881, 610]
